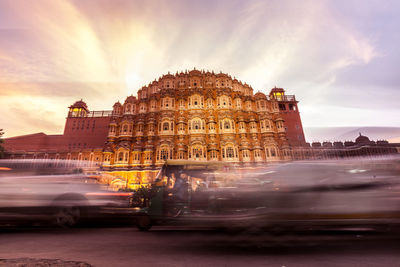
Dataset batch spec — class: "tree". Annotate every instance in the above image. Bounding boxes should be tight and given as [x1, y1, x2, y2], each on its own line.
[0, 129, 5, 159]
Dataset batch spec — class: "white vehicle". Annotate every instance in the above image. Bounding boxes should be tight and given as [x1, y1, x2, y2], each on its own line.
[0, 160, 133, 227]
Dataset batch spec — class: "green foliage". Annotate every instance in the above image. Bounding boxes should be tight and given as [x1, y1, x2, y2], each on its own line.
[0, 129, 4, 159]
[120, 185, 157, 208]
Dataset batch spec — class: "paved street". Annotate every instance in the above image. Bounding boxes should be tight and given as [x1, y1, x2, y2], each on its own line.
[1, 226, 400, 266]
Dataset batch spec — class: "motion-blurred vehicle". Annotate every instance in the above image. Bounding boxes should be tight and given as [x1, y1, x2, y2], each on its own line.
[135, 157, 400, 232]
[0, 160, 133, 228]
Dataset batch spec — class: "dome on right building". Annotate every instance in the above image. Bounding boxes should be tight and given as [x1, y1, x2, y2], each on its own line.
[355, 133, 371, 145]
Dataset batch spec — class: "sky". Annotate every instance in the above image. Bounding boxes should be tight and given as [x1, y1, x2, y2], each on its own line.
[0, 0, 399, 138]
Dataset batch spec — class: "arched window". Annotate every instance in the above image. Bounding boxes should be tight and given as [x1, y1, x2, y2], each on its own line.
[224, 121, 231, 129]
[226, 147, 234, 158]
[139, 103, 146, 113]
[150, 100, 157, 110]
[160, 149, 169, 160]
[193, 120, 201, 130]
[207, 99, 213, 108]
[109, 125, 116, 134]
[190, 118, 204, 132]
[242, 150, 250, 160]
[246, 101, 252, 110]
[194, 148, 201, 158]
[148, 124, 154, 133]
[163, 122, 169, 131]
[236, 99, 242, 109]
[191, 146, 203, 159]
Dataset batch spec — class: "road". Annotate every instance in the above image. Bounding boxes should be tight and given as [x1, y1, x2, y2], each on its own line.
[1, 226, 400, 266]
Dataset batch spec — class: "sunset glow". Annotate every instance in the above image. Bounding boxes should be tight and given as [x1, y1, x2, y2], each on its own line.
[1, 0, 399, 137]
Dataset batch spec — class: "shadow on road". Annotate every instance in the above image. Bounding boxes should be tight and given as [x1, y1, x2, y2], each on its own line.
[2, 224, 400, 258]
[142, 227, 400, 256]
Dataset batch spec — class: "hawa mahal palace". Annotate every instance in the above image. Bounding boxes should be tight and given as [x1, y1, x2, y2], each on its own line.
[4, 69, 306, 180]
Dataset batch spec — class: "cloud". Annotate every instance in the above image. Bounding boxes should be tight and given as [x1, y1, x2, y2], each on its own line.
[0, 0, 398, 137]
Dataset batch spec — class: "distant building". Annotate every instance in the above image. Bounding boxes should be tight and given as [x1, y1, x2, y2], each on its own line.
[292, 133, 399, 160]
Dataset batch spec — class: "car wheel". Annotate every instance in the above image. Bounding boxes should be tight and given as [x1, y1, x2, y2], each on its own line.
[137, 215, 152, 231]
[54, 206, 82, 228]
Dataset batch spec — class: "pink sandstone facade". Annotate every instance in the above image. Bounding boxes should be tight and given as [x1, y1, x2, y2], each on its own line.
[4, 69, 306, 169]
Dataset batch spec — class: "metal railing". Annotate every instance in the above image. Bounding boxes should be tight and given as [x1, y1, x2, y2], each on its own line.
[88, 110, 113, 117]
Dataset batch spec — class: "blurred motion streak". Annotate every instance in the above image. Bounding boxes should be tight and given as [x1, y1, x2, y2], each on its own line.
[134, 156, 400, 234]
[0, 159, 134, 228]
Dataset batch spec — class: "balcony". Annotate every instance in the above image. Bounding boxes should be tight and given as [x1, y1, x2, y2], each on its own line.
[260, 128, 273, 134]
[119, 132, 133, 137]
[276, 95, 296, 102]
[190, 129, 205, 134]
[208, 129, 216, 134]
[160, 130, 174, 136]
[86, 110, 113, 117]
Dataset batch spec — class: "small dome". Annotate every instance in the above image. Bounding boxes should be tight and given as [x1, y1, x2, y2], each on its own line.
[125, 95, 136, 103]
[188, 69, 202, 76]
[216, 72, 229, 78]
[69, 99, 88, 110]
[162, 72, 175, 79]
[254, 92, 267, 99]
[113, 101, 122, 108]
[312, 142, 322, 148]
[355, 133, 370, 145]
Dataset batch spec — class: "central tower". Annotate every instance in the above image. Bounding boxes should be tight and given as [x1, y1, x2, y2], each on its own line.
[103, 69, 297, 170]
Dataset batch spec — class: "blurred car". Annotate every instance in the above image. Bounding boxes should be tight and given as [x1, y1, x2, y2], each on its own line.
[0, 159, 133, 227]
[135, 157, 400, 232]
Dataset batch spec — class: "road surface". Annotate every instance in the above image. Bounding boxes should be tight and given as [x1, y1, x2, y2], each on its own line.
[1, 226, 400, 266]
